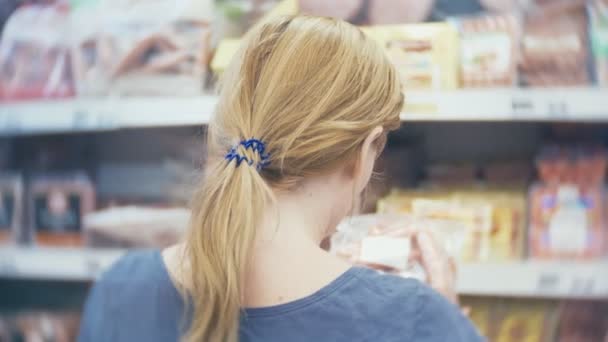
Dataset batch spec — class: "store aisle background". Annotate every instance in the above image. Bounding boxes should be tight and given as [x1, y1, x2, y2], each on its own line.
[1, 0, 608, 341]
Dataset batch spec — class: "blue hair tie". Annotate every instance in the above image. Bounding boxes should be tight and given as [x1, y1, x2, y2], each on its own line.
[225, 138, 271, 171]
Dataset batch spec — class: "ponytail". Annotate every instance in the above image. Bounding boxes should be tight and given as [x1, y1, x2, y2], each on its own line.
[184, 138, 273, 341]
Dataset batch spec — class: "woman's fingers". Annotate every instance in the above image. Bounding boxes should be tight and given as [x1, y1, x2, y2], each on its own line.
[415, 230, 458, 304]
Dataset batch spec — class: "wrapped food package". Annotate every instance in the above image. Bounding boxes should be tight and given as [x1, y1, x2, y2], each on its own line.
[556, 301, 608, 342]
[365, 23, 459, 90]
[0, 4, 75, 101]
[0, 174, 22, 244]
[453, 14, 520, 88]
[5, 312, 81, 342]
[520, 1, 590, 87]
[590, 0, 608, 86]
[529, 145, 607, 259]
[71, 0, 213, 96]
[378, 187, 527, 262]
[368, 0, 435, 25]
[84, 206, 189, 248]
[29, 173, 95, 246]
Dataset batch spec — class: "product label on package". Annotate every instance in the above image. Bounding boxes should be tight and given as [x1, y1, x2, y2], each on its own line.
[461, 32, 511, 74]
[34, 193, 81, 233]
[360, 236, 410, 271]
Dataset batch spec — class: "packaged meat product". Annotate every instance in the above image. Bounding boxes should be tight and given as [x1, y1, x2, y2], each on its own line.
[520, 1, 590, 87]
[0, 4, 75, 101]
[84, 206, 189, 248]
[368, 0, 435, 25]
[556, 301, 608, 342]
[71, 0, 213, 96]
[590, 0, 608, 86]
[29, 173, 95, 246]
[529, 145, 607, 259]
[0, 174, 22, 244]
[529, 184, 606, 259]
[453, 13, 520, 87]
[365, 23, 459, 90]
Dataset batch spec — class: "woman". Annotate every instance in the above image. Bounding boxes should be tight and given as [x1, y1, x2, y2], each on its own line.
[79, 15, 482, 342]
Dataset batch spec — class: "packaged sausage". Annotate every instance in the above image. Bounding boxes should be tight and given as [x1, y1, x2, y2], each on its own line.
[520, 0, 590, 86]
[589, 0, 608, 86]
[29, 173, 95, 246]
[452, 13, 521, 87]
[0, 3, 75, 101]
[529, 145, 607, 259]
[71, 0, 213, 96]
[0, 174, 22, 244]
[365, 23, 459, 90]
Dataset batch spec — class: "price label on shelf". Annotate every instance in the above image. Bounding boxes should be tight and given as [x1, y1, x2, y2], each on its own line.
[536, 272, 560, 294]
[511, 97, 535, 118]
[547, 101, 570, 120]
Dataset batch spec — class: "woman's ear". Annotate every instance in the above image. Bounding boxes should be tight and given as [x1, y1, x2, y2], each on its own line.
[354, 126, 384, 193]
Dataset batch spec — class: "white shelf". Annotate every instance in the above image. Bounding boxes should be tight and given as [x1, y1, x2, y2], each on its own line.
[1, 247, 606, 299]
[0, 247, 126, 281]
[458, 261, 608, 300]
[1, 89, 608, 136]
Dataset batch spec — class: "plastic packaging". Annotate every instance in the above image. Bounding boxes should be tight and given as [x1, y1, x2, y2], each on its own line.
[520, 0, 590, 86]
[29, 173, 95, 246]
[71, 0, 213, 96]
[529, 145, 607, 259]
[84, 206, 189, 248]
[365, 23, 459, 90]
[453, 13, 520, 87]
[0, 4, 75, 101]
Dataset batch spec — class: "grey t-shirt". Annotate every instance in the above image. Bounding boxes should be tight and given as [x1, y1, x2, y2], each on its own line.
[79, 250, 484, 342]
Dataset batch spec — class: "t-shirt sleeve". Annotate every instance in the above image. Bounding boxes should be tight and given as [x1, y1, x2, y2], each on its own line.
[414, 284, 486, 342]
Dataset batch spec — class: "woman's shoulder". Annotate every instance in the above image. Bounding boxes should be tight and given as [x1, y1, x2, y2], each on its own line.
[78, 250, 182, 342]
[349, 268, 484, 342]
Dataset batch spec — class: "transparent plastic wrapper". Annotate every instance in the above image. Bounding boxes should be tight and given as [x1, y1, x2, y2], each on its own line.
[330, 214, 466, 281]
[529, 145, 607, 259]
[84, 206, 189, 248]
[29, 173, 95, 247]
[0, 4, 75, 101]
[452, 13, 521, 87]
[520, 0, 590, 86]
[70, 0, 213, 96]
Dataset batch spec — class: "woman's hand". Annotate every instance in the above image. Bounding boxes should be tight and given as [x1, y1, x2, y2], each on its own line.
[410, 230, 459, 305]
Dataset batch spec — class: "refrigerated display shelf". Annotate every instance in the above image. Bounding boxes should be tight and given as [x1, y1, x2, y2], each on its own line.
[1, 247, 606, 299]
[0, 247, 126, 281]
[2, 89, 608, 136]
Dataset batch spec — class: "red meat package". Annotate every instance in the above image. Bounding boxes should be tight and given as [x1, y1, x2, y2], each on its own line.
[0, 4, 75, 101]
[520, 0, 590, 86]
[70, 0, 213, 96]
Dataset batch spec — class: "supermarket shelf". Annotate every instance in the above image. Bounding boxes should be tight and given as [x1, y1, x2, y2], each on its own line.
[1, 247, 607, 299]
[458, 261, 608, 300]
[0, 247, 126, 281]
[403, 88, 608, 122]
[2, 89, 608, 136]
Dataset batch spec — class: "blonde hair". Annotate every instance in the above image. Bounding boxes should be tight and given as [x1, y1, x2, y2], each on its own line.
[183, 15, 403, 341]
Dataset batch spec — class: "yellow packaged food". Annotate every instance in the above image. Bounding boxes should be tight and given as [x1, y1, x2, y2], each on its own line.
[364, 23, 459, 90]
